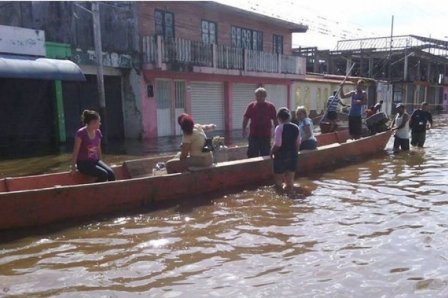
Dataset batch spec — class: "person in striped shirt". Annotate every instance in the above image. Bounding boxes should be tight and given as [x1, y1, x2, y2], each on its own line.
[326, 91, 347, 132]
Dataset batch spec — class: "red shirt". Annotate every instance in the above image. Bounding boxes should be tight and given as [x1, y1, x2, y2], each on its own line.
[244, 100, 277, 137]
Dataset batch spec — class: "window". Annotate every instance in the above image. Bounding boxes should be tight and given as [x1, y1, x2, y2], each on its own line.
[231, 26, 241, 48]
[273, 34, 283, 54]
[231, 26, 263, 50]
[175, 81, 185, 109]
[201, 20, 217, 44]
[155, 9, 175, 40]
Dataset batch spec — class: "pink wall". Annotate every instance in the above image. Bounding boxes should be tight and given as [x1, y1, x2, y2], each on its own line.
[140, 76, 158, 138]
[224, 81, 233, 132]
[142, 70, 292, 138]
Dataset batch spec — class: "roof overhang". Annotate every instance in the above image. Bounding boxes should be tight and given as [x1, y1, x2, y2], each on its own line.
[0, 55, 86, 81]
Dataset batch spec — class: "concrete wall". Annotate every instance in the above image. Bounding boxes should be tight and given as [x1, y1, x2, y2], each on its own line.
[0, 1, 138, 54]
[122, 69, 143, 139]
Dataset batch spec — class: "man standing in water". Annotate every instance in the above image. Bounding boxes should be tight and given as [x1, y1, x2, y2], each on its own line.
[242, 87, 278, 158]
[340, 80, 367, 139]
[409, 101, 433, 148]
[390, 103, 410, 153]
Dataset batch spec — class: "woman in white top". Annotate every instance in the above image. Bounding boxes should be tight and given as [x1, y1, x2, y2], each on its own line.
[166, 113, 216, 173]
[390, 103, 410, 153]
[295, 106, 317, 150]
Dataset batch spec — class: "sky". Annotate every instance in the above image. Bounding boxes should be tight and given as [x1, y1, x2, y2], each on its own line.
[217, 0, 448, 50]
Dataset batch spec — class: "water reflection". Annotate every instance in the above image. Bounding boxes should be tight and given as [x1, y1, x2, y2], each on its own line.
[1, 120, 448, 297]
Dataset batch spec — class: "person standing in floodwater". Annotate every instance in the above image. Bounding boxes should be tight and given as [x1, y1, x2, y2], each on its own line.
[390, 103, 410, 153]
[242, 87, 278, 158]
[270, 107, 300, 192]
[409, 101, 433, 147]
[71, 110, 115, 182]
[340, 79, 367, 139]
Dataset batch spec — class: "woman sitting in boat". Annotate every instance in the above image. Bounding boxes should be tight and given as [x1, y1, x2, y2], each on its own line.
[70, 110, 115, 182]
[166, 113, 216, 173]
[295, 106, 317, 150]
[270, 107, 300, 192]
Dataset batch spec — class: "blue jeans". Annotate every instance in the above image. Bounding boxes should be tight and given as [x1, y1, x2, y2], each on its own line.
[247, 136, 271, 158]
[77, 160, 116, 182]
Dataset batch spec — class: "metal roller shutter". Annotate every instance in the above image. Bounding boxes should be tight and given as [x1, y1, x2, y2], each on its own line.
[232, 83, 257, 129]
[191, 82, 224, 130]
[265, 84, 288, 111]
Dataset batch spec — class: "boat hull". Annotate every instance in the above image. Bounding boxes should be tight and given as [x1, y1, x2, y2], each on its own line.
[0, 130, 392, 231]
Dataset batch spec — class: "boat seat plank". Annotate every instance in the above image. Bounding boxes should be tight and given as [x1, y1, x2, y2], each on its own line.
[187, 165, 216, 172]
[123, 156, 172, 178]
[0, 178, 7, 193]
[189, 156, 269, 171]
[317, 143, 340, 150]
[112, 166, 130, 180]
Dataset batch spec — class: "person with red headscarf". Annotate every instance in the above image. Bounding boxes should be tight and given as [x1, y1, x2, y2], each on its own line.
[166, 113, 216, 173]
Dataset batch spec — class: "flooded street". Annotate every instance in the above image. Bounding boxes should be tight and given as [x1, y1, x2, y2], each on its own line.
[1, 120, 448, 297]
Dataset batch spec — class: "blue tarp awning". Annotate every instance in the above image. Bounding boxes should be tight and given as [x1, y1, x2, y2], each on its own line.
[0, 55, 86, 81]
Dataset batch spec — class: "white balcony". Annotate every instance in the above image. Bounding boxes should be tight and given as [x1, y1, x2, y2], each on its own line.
[142, 35, 306, 77]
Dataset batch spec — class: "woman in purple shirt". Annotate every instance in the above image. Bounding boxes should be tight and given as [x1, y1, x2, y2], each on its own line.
[70, 110, 115, 182]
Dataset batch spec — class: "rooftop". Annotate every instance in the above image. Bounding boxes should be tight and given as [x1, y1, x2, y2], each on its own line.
[335, 35, 448, 58]
[210, 1, 308, 33]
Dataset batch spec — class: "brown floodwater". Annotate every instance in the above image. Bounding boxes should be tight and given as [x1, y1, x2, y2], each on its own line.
[1, 117, 448, 297]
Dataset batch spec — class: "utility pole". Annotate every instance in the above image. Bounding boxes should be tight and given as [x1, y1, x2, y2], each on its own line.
[92, 2, 108, 144]
[388, 15, 394, 106]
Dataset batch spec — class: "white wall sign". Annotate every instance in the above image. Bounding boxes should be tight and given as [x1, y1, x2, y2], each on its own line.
[0, 25, 46, 56]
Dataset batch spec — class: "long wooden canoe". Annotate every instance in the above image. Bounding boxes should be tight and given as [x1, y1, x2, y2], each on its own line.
[0, 130, 392, 231]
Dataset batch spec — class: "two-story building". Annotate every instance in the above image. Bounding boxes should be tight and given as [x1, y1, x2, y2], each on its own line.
[137, 1, 307, 138]
[0, 1, 309, 155]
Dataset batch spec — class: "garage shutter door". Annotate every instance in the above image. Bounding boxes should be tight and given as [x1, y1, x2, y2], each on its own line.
[265, 84, 288, 110]
[191, 82, 224, 130]
[232, 83, 257, 129]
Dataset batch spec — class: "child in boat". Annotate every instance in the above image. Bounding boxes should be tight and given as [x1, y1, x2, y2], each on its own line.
[270, 107, 300, 192]
[70, 110, 115, 182]
[166, 113, 216, 173]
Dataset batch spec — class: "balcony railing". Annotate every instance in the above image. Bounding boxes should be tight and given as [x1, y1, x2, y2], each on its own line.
[246, 49, 279, 73]
[217, 45, 244, 70]
[142, 35, 306, 75]
[162, 38, 213, 67]
[142, 35, 157, 64]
